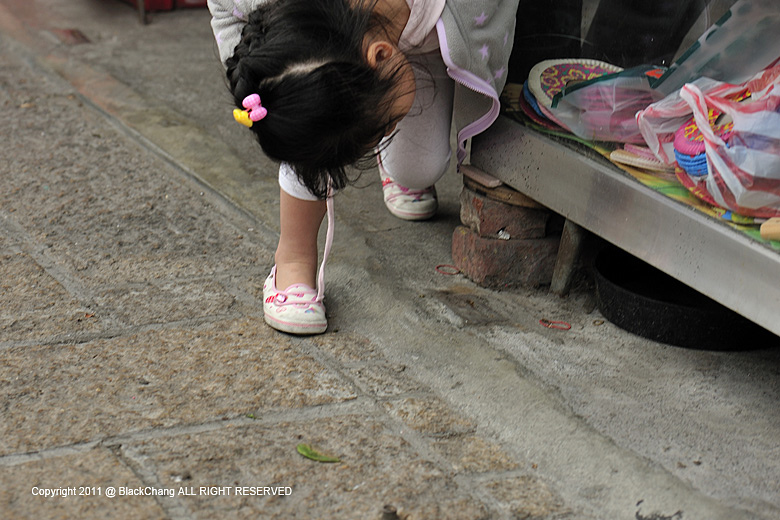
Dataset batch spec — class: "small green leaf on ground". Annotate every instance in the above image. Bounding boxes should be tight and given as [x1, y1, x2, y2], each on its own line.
[296, 443, 341, 463]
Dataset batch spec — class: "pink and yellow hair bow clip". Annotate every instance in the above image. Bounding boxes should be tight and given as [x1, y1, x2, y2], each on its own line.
[233, 94, 267, 128]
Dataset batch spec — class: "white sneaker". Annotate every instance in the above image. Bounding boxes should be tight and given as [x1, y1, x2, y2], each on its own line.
[263, 266, 328, 335]
[378, 159, 437, 221]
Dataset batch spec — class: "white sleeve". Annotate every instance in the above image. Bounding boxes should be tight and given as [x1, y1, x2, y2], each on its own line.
[278, 162, 321, 201]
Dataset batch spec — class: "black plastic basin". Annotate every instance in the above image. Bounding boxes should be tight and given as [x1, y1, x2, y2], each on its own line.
[594, 247, 777, 350]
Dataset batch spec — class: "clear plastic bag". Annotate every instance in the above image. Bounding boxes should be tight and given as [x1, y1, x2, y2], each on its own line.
[636, 76, 746, 164]
[652, 0, 780, 96]
[637, 63, 780, 164]
[548, 66, 667, 144]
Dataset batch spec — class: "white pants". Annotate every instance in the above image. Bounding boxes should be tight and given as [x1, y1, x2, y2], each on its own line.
[279, 51, 455, 200]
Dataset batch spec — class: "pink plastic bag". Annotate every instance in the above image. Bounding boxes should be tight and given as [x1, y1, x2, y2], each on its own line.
[637, 62, 780, 165]
[637, 78, 748, 164]
[677, 70, 780, 217]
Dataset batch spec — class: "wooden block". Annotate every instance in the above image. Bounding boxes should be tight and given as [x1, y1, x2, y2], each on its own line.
[461, 165, 503, 188]
[462, 176, 544, 209]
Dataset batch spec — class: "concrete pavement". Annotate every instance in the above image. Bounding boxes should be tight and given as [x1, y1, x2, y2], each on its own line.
[1, 1, 778, 519]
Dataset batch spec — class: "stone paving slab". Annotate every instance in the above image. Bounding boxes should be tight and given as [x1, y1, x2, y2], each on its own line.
[429, 435, 520, 474]
[0, 250, 99, 343]
[120, 415, 494, 520]
[341, 362, 427, 398]
[0, 320, 358, 455]
[482, 476, 568, 519]
[91, 279, 242, 328]
[0, 63, 266, 288]
[382, 397, 477, 437]
[1, 449, 167, 520]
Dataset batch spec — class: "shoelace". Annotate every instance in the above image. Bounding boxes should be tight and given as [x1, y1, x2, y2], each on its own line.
[316, 189, 335, 302]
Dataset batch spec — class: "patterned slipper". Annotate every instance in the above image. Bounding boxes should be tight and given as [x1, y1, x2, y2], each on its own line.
[610, 147, 675, 173]
[527, 58, 623, 130]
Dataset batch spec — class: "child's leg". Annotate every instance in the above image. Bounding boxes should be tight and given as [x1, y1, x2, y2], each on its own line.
[263, 163, 329, 335]
[380, 51, 455, 189]
[274, 188, 326, 290]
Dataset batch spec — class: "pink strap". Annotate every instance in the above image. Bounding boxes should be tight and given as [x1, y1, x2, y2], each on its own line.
[316, 184, 335, 302]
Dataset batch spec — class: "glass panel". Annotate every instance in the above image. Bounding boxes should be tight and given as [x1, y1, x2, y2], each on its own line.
[508, 0, 739, 82]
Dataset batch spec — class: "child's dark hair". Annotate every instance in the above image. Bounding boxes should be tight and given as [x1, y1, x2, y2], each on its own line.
[226, 0, 406, 199]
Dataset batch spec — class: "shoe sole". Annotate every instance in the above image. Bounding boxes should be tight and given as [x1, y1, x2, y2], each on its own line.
[385, 202, 437, 221]
[264, 313, 328, 335]
[387, 208, 436, 221]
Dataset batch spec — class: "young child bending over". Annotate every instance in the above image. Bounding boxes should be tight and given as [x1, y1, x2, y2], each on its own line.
[208, 0, 518, 334]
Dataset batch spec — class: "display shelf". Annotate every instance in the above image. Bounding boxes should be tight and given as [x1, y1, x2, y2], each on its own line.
[471, 116, 780, 338]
